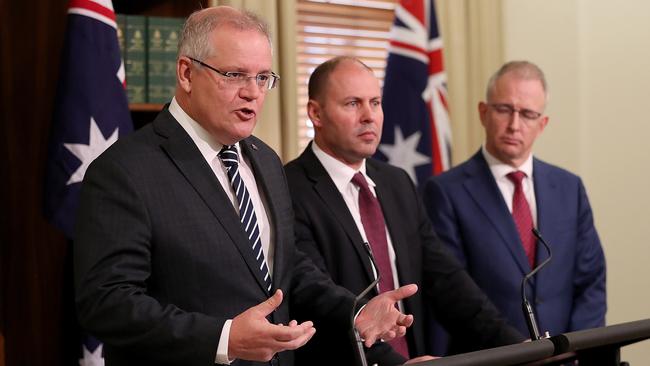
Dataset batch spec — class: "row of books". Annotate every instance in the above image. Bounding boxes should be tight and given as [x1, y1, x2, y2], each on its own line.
[117, 15, 184, 104]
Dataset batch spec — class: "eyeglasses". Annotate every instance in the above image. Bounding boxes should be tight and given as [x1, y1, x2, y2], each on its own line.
[188, 57, 280, 91]
[488, 103, 543, 122]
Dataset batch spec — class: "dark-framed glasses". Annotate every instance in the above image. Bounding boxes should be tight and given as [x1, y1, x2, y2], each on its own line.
[188, 57, 280, 91]
[488, 103, 543, 122]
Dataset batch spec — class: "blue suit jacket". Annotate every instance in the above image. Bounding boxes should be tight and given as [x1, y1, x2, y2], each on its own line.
[423, 151, 606, 337]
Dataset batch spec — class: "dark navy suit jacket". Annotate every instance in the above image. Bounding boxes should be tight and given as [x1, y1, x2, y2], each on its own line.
[423, 151, 606, 338]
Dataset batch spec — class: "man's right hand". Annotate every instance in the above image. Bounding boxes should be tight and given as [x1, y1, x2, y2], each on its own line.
[228, 289, 316, 362]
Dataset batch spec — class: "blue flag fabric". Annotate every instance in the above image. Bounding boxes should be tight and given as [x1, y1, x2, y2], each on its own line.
[44, 1, 132, 364]
[44, 0, 133, 239]
[376, 0, 451, 186]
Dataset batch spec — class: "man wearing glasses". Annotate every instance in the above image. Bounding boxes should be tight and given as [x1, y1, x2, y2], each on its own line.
[423, 61, 606, 346]
[74, 6, 416, 366]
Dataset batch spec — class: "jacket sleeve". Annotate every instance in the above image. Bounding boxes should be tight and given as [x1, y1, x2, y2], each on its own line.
[74, 154, 222, 365]
[569, 178, 607, 330]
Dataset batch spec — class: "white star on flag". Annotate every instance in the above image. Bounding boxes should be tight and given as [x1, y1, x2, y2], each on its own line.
[64, 116, 119, 185]
[378, 126, 430, 182]
[78, 343, 104, 366]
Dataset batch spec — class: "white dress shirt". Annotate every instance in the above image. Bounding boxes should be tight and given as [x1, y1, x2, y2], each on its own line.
[312, 142, 402, 293]
[481, 146, 538, 226]
[169, 98, 273, 364]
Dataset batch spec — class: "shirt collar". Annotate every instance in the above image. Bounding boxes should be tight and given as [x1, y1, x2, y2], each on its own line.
[311, 141, 376, 192]
[481, 144, 534, 179]
[169, 97, 240, 162]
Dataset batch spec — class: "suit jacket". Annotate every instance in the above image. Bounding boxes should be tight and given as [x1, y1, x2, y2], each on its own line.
[284, 145, 524, 365]
[74, 110, 355, 366]
[423, 151, 606, 338]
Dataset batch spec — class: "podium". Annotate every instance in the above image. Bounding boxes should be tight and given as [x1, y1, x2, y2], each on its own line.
[410, 319, 650, 366]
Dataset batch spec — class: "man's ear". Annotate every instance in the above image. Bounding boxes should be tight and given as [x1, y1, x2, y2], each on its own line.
[177, 57, 193, 93]
[307, 99, 322, 127]
[478, 101, 489, 128]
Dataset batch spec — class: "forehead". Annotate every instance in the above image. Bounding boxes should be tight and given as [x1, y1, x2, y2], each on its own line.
[326, 62, 381, 97]
[208, 25, 272, 70]
[491, 73, 546, 105]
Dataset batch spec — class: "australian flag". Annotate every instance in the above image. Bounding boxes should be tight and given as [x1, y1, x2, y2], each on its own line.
[375, 0, 451, 185]
[43, 0, 132, 364]
[44, 0, 132, 238]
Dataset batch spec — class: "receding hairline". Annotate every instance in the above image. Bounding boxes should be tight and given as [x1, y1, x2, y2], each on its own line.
[308, 56, 374, 103]
[178, 6, 272, 60]
[485, 60, 549, 104]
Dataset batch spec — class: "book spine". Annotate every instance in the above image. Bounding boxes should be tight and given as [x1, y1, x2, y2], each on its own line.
[125, 15, 147, 103]
[147, 16, 168, 104]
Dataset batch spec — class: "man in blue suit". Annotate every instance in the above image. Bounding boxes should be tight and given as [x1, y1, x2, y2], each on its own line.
[423, 61, 606, 339]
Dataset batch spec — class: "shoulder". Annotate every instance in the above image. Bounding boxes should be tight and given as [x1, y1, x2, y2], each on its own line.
[534, 158, 582, 184]
[366, 158, 412, 184]
[427, 153, 482, 188]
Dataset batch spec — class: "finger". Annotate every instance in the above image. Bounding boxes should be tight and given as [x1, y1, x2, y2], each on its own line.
[394, 325, 407, 338]
[256, 289, 283, 316]
[288, 319, 298, 327]
[396, 314, 414, 327]
[275, 325, 316, 351]
[271, 321, 314, 342]
[405, 355, 437, 364]
[390, 284, 418, 301]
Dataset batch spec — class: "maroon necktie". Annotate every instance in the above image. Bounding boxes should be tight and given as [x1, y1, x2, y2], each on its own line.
[507, 171, 536, 268]
[351, 172, 409, 359]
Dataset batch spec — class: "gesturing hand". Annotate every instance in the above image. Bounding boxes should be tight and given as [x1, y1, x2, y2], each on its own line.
[355, 284, 418, 347]
[229, 290, 316, 362]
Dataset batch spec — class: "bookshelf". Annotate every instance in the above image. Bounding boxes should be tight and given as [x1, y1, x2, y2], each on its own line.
[114, 0, 208, 127]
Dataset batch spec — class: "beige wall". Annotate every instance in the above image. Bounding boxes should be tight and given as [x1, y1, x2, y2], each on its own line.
[503, 0, 650, 362]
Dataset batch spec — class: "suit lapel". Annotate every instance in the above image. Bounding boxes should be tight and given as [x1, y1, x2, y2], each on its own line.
[300, 146, 376, 284]
[367, 162, 414, 287]
[531, 159, 554, 276]
[463, 152, 530, 274]
[154, 114, 270, 294]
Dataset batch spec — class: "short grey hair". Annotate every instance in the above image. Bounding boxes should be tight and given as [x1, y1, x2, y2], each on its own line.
[486, 60, 549, 104]
[178, 6, 272, 61]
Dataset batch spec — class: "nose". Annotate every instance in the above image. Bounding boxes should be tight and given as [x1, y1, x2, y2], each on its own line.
[360, 102, 377, 124]
[507, 110, 522, 130]
[239, 77, 262, 100]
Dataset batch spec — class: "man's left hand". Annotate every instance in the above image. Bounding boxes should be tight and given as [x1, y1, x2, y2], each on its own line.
[354, 284, 418, 347]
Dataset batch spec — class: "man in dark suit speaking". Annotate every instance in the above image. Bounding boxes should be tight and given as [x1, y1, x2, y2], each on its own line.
[284, 56, 524, 366]
[423, 61, 606, 339]
[73, 7, 416, 366]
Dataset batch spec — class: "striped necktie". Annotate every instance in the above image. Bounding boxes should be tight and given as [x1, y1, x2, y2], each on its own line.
[219, 145, 272, 293]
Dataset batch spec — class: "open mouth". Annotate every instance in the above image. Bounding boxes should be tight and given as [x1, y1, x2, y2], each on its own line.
[235, 107, 256, 120]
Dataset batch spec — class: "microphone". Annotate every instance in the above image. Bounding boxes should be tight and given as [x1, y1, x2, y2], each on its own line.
[521, 228, 553, 340]
[351, 242, 381, 366]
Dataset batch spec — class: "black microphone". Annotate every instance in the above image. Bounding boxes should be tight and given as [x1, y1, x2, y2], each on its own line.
[351, 242, 381, 366]
[521, 228, 553, 340]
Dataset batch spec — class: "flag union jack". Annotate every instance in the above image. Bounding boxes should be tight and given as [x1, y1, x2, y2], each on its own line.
[377, 0, 451, 184]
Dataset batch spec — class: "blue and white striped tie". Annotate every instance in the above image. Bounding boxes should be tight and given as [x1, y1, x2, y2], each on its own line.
[219, 145, 272, 293]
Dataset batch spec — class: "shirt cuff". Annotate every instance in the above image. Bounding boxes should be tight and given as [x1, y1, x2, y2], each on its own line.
[215, 319, 234, 364]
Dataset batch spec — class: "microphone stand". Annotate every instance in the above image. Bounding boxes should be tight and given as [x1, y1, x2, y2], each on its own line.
[351, 242, 381, 366]
[522, 228, 553, 340]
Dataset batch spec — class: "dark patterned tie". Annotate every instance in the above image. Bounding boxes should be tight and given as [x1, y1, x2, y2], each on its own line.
[219, 145, 272, 293]
[351, 172, 410, 359]
[507, 171, 536, 268]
